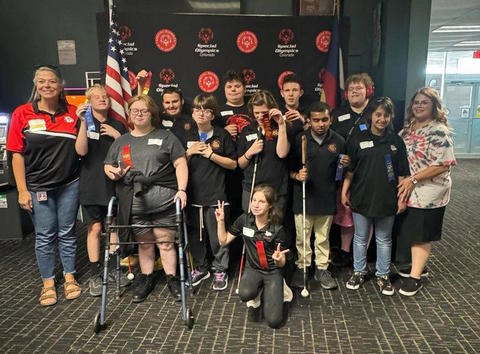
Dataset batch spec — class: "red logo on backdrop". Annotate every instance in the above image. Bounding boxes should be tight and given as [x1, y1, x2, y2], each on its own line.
[198, 71, 219, 93]
[237, 31, 258, 53]
[159, 68, 175, 84]
[474, 50, 480, 59]
[278, 29, 294, 44]
[155, 29, 177, 52]
[119, 25, 132, 42]
[198, 28, 214, 44]
[242, 69, 256, 85]
[316, 30, 331, 52]
[128, 70, 138, 90]
[277, 70, 294, 89]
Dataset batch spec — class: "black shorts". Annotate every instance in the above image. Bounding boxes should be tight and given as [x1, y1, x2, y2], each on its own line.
[130, 204, 177, 237]
[82, 204, 108, 224]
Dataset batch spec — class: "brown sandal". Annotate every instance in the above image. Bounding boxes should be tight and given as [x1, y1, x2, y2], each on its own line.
[64, 274, 81, 300]
[39, 286, 57, 306]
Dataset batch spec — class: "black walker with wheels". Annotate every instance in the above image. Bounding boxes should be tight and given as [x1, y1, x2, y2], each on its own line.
[93, 196, 195, 333]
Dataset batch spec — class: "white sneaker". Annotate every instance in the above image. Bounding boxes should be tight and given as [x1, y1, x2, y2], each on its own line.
[283, 279, 293, 303]
[246, 290, 262, 308]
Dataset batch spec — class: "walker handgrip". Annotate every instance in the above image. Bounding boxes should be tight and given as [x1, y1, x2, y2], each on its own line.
[175, 198, 182, 223]
[106, 196, 118, 226]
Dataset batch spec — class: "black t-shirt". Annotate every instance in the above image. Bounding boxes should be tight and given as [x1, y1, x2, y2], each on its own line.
[229, 213, 288, 271]
[105, 129, 185, 214]
[184, 126, 236, 205]
[213, 103, 249, 128]
[347, 128, 410, 218]
[331, 105, 369, 142]
[79, 116, 127, 205]
[237, 122, 290, 196]
[164, 113, 194, 146]
[291, 129, 346, 215]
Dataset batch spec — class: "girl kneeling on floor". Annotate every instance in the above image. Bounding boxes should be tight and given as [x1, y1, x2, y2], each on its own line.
[215, 185, 289, 328]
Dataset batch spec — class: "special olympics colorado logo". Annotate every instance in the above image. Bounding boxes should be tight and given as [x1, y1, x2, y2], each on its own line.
[237, 31, 258, 53]
[242, 69, 256, 85]
[155, 29, 177, 52]
[198, 28, 214, 44]
[316, 30, 331, 52]
[278, 28, 294, 45]
[277, 70, 294, 90]
[159, 68, 175, 84]
[198, 71, 219, 93]
[119, 25, 132, 42]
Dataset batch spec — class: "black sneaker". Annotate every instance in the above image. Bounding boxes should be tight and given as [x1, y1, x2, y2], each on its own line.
[331, 249, 352, 267]
[315, 268, 338, 290]
[166, 274, 182, 302]
[399, 277, 423, 296]
[376, 275, 394, 296]
[212, 271, 228, 291]
[132, 273, 155, 303]
[398, 266, 429, 278]
[189, 268, 210, 287]
[89, 275, 103, 297]
[291, 268, 307, 289]
[346, 272, 365, 290]
[108, 267, 133, 287]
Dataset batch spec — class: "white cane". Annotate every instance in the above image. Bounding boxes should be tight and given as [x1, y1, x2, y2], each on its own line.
[300, 134, 309, 298]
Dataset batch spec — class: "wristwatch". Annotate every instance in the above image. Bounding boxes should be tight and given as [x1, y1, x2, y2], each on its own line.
[409, 175, 418, 185]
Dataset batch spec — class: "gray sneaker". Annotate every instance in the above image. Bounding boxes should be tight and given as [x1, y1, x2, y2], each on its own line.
[108, 268, 132, 287]
[212, 271, 228, 291]
[89, 275, 103, 297]
[315, 268, 338, 290]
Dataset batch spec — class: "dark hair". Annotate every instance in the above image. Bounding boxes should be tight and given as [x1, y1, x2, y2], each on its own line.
[191, 93, 219, 116]
[161, 87, 183, 102]
[282, 73, 302, 89]
[366, 96, 395, 127]
[251, 184, 283, 225]
[309, 101, 330, 116]
[223, 70, 245, 86]
[128, 95, 161, 128]
[405, 87, 448, 128]
[247, 90, 279, 120]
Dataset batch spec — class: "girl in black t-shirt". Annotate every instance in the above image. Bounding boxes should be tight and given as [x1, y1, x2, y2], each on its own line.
[215, 185, 290, 328]
[341, 97, 410, 296]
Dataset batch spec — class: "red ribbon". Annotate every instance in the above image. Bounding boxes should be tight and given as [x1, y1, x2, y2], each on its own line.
[256, 240, 269, 270]
[262, 112, 273, 141]
[122, 144, 134, 168]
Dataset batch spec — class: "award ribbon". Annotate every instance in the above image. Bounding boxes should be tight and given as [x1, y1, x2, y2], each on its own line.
[384, 153, 395, 182]
[256, 240, 269, 270]
[84, 106, 96, 132]
[262, 112, 273, 141]
[142, 71, 152, 95]
[199, 132, 207, 143]
[122, 144, 134, 168]
[335, 154, 344, 181]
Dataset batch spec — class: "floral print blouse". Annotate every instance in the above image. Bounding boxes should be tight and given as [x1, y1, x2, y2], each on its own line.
[399, 121, 456, 209]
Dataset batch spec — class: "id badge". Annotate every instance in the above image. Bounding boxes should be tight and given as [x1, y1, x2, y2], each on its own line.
[385, 154, 395, 182]
[36, 191, 47, 202]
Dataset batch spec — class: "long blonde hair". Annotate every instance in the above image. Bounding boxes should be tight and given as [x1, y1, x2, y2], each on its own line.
[28, 66, 67, 105]
[404, 87, 449, 129]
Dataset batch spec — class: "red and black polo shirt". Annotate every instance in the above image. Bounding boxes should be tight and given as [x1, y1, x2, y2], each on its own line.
[7, 101, 80, 192]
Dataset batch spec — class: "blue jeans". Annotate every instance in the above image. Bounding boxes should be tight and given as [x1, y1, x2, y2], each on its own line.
[31, 180, 79, 279]
[352, 212, 395, 277]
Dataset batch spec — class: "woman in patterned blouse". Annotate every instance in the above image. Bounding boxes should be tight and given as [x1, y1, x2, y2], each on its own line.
[396, 87, 456, 296]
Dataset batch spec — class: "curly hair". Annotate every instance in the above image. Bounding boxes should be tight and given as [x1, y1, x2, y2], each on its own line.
[404, 87, 449, 128]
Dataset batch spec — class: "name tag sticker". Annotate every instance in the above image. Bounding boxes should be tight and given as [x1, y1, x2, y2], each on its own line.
[265, 231, 272, 237]
[29, 119, 46, 132]
[360, 141, 374, 149]
[187, 141, 196, 148]
[148, 139, 163, 146]
[338, 114, 350, 122]
[162, 120, 173, 128]
[246, 133, 257, 142]
[87, 131, 100, 140]
[242, 227, 255, 237]
[221, 110, 234, 116]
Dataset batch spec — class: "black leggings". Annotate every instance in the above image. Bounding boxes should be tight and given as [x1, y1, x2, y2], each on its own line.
[239, 266, 284, 328]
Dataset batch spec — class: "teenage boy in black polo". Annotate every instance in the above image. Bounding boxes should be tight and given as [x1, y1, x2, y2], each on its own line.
[330, 73, 375, 267]
[75, 84, 130, 296]
[290, 102, 348, 290]
[184, 93, 237, 291]
[280, 73, 307, 139]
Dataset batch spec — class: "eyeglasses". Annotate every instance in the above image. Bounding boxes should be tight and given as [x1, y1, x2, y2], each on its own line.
[348, 85, 366, 92]
[193, 108, 214, 115]
[130, 109, 150, 116]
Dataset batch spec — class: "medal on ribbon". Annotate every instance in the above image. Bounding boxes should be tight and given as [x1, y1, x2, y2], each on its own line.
[256, 240, 269, 270]
[384, 153, 395, 182]
[141, 71, 152, 95]
[262, 112, 273, 141]
[122, 144, 134, 168]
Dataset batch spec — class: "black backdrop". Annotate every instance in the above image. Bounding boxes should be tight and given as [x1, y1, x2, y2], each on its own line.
[118, 13, 337, 107]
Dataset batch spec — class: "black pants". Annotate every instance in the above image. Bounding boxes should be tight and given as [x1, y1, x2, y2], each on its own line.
[239, 266, 284, 328]
[187, 205, 230, 273]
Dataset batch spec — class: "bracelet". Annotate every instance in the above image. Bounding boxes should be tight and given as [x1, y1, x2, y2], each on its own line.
[208, 152, 214, 160]
[178, 189, 186, 193]
[244, 154, 251, 161]
[409, 175, 418, 185]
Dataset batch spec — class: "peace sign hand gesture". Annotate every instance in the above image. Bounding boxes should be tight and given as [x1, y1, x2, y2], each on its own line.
[272, 243, 289, 267]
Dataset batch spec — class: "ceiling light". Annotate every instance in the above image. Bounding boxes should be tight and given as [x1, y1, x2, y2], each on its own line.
[453, 41, 480, 47]
[433, 25, 480, 33]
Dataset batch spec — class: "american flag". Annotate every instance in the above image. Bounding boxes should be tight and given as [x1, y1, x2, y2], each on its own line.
[105, 0, 132, 125]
